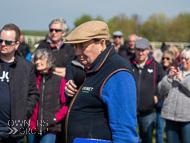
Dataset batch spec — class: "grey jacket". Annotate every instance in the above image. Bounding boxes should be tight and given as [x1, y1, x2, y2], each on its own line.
[158, 67, 190, 122]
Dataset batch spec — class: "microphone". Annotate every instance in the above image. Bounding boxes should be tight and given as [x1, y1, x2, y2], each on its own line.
[65, 70, 86, 105]
[73, 70, 86, 89]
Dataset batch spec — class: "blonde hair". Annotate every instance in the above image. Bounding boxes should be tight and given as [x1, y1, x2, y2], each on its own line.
[162, 50, 176, 65]
[168, 45, 180, 58]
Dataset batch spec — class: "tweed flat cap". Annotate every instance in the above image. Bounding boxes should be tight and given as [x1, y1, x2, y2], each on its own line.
[113, 31, 123, 36]
[65, 21, 109, 44]
[135, 38, 149, 49]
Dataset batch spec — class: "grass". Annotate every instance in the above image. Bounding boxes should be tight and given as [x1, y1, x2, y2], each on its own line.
[21, 31, 49, 36]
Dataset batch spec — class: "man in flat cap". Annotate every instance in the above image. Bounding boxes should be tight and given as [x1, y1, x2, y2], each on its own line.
[64, 21, 139, 143]
[129, 38, 165, 143]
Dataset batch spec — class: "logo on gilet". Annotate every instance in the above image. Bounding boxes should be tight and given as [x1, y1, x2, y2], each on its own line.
[82, 87, 94, 93]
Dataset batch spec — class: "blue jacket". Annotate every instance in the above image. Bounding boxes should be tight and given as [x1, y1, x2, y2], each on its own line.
[66, 45, 139, 143]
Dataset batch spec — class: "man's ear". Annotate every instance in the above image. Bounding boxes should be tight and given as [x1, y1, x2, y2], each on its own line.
[99, 39, 106, 51]
[15, 41, 20, 50]
[62, 31, 66, 37]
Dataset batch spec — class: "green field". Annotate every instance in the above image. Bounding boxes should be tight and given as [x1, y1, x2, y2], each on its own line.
[21, 31, 49, 36]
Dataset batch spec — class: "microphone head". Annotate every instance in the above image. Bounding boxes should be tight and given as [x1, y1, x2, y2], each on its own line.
[73, 70, 86, 89]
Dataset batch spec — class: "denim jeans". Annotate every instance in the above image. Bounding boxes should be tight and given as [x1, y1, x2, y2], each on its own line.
[156, 111, 165, 143]
[0, 126, 24, 143]
[138, 112, 155, 143]
[27, 132, 56, 143]
[166, 120, 190, 143]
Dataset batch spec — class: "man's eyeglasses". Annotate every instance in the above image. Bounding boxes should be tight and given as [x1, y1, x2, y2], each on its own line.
[113, 36, 122, 39]
[49, 29, 63, 33]
[162, 57, 170, 60]
[0, 38, 17, 45]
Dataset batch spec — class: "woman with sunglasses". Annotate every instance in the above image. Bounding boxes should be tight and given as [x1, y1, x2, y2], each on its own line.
[158, 48, 190, 143]
[162, 50, 176, 74]
[27, 49, 68, 143]
[155, 50, 176, 143]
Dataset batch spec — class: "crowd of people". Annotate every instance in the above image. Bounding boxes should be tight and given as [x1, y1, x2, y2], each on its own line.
[0, 18, 189, 143]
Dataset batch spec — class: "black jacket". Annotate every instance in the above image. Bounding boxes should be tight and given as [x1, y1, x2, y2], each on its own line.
[17, 42, 30, 58]
[0, 53, 38, 137]
[37, 42, 75, 68]
[129, 54, 165, 115]
[118, 46, 135, 61]
[65, 56, 84, 82]
[37, 71, 63, 133]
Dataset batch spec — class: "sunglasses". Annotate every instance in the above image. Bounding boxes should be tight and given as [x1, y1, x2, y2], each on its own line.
[113, 36, 122, 39]
[181, 57, 189, 61]
[162, 57, 170, 60]
[49, 29, 63, 33]
[0, 38, 16, 45]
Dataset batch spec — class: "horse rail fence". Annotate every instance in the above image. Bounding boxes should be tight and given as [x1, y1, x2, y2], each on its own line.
[24, 35, 190, 49]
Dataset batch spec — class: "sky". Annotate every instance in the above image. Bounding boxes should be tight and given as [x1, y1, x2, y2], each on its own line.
[0, 0, 189, 31]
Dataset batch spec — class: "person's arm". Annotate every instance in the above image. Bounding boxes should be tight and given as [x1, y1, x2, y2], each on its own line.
[158, 74, 173, 97]
[101, 71, 139, 143]
[178, 70, 190, 97]
[53, 67, 66, 78]
[55, 78, 68, 123]
[27, 65, 39, 119]
[154, 63, 165, 102]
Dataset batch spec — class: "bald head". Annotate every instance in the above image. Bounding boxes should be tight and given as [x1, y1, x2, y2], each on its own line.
[128, 34, 138, 52]
[19, 34, 24, 43]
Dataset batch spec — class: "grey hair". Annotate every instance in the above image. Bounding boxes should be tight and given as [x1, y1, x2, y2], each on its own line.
[31, 49, 56, 71]
[181, 48, 190, 59]
[49, 18, 68, 31]
[128, 34, 138, 40]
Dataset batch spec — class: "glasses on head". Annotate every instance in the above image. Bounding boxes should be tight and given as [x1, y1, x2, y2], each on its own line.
[162, 57, 170, 60]
[49, 28, 63, 33]
[0, 38, 17, 45]
[113, 36, 121, 39]
[181, 57, 189, 61]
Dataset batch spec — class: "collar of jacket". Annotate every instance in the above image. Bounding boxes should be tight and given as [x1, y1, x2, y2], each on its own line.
[86, 44, 114, 73]
[47, 38, 64, 49]
[36, 68, 54, 80]
[131, 53, 154, 66]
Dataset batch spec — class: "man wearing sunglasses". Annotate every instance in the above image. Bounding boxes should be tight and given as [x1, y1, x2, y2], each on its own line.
[0, 24, 38, 142]
[37, 18, 75, 78]
[112, 31, 124, 53]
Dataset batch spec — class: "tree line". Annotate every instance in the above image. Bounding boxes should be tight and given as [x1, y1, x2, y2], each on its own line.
[73, 13, 190, 42]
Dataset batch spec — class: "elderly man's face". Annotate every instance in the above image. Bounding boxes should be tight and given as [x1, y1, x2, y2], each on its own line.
[135, 48, 150, 63]
[129, 35, 137, 50]
[74, 40, 106, 68]
[50, 23, 65, 44]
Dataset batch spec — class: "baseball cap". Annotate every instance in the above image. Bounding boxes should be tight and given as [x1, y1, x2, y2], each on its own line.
[113, 31, 123, 37]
